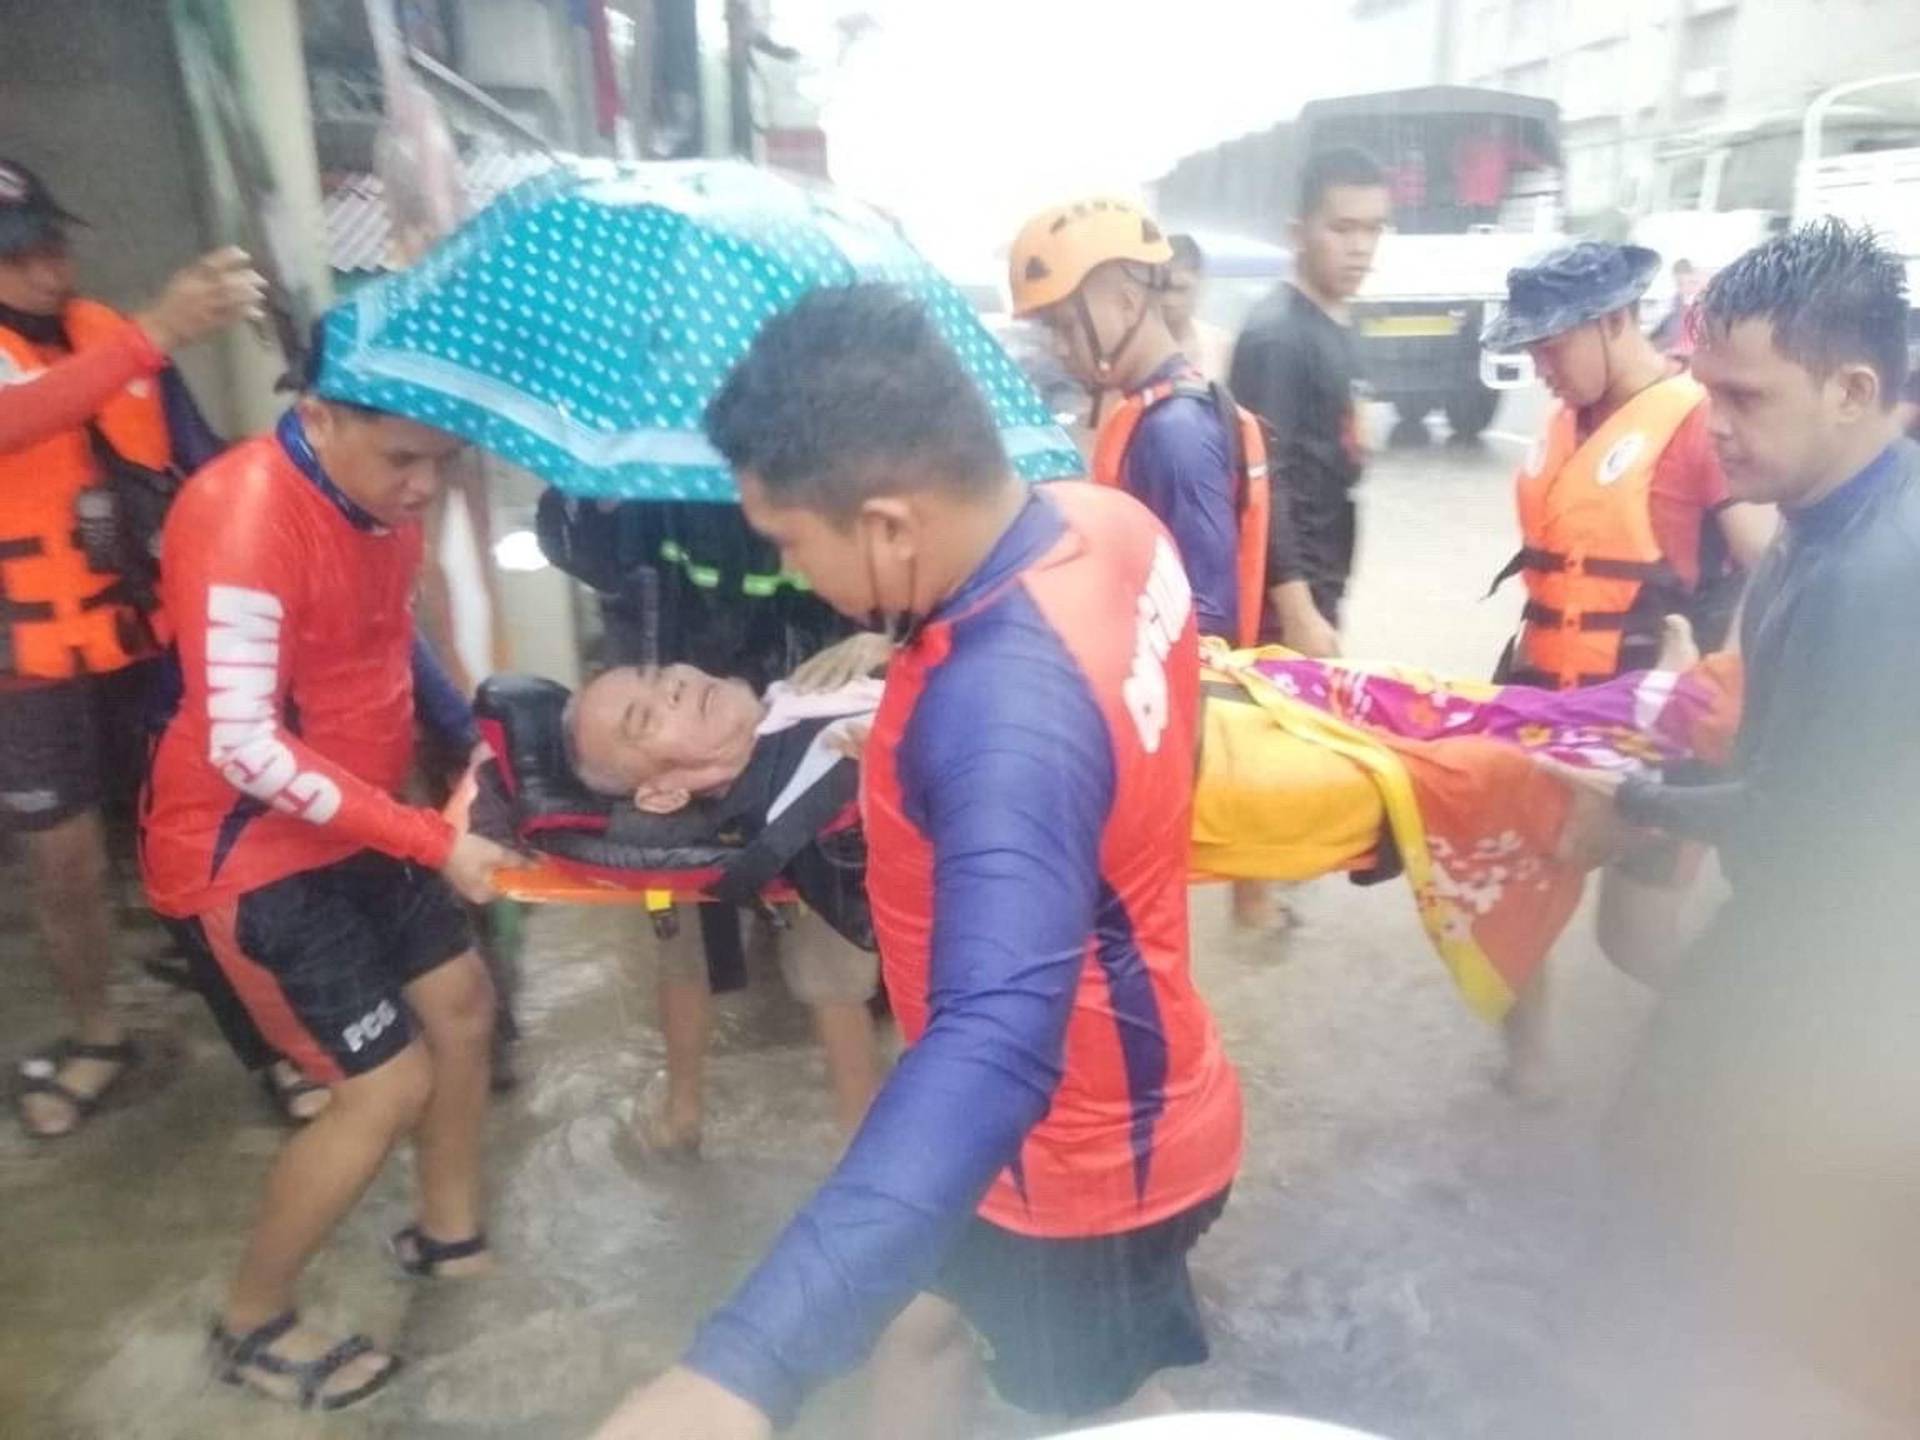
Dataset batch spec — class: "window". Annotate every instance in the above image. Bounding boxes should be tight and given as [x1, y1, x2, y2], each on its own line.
[1680, 8, 1736, 71]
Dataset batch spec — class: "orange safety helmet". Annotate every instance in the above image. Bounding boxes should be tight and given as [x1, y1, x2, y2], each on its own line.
[1008, 197, 1174, 316]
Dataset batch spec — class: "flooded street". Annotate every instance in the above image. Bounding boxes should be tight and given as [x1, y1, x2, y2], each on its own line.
[2, 412, 1882, 1439]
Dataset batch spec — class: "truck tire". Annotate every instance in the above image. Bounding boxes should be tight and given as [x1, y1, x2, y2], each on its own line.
[1444, 384, 1500, 441]
[1389, 397, 1433, 447]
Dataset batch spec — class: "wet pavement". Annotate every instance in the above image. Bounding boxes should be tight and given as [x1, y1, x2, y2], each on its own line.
[1, 412, 1900, 1438]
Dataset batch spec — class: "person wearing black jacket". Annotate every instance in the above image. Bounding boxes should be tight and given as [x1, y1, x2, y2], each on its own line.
[1552, 220, 1920, 1426]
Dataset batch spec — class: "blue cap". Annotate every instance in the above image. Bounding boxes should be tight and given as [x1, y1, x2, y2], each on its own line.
[1481, 239, 1661, 351]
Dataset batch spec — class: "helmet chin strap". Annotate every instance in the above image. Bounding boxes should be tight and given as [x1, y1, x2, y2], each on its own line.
[1074, 285, 1153, 395]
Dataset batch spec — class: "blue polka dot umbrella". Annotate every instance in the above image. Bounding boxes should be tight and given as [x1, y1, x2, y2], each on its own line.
[314, 159, 1085, 501]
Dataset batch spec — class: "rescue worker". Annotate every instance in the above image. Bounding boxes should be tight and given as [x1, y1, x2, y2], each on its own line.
[1551, 219, 1920, 1429]
[593, 285, 1242, 1440]
[1481, 238, 1776, 1095]
[1008, 197, 1269, 649]
[0, 157, 263, 1137]
[1162, 233, 1234, 384]
[1484, 239, 1776, 690]
[143, 381, 519, 1409]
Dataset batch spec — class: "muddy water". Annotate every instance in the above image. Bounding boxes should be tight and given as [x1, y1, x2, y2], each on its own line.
[2, 431, 1901, 1438]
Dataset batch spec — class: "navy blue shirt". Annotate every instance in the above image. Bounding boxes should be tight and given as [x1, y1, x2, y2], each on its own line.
[683, 493, 1119, 1423]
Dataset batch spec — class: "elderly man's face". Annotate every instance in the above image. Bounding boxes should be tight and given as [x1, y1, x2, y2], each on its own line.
[570, 663, 762, 811]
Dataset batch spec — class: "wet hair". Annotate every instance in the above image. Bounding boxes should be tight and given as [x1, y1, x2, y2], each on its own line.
[1298, 145, 1387, 219]
[1699, 218, 1911, 405]
[1167, 233, 1204, 273]
[561, 682, 639, 796]
[705, 283, 1008, 520]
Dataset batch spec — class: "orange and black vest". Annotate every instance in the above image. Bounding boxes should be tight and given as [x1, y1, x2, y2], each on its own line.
[0, 299, 169, 679]
[1504, 373, 1706, 690]
[1091, 375, 1271, 648]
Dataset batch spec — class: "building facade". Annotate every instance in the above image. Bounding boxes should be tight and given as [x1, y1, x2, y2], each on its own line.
[1349, 0, 1920, 228]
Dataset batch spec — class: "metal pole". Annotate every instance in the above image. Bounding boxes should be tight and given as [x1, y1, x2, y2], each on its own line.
[725, 0, 753, 158]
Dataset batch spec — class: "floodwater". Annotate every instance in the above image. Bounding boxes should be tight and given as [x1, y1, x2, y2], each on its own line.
[2, 410, 1905, 1438]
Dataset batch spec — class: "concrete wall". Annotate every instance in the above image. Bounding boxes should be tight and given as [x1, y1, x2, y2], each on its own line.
[1724, 0, 1920, 116]
[206, 0, 335, 434]
[0, 0, 231, 424]
[0, 0, 326, 437]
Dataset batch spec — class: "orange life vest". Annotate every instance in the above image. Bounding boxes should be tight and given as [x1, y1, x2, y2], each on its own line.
[0, 299, 170, 679]
[1091, 375, 1271, 647]
[1509, 373, 1706, 690]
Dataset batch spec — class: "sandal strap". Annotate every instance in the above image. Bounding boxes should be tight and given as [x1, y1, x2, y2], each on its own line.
[393, 1224, 489, 1273]
[300, 1335, 375, 1408]
[215, 1308, 302, 1369]
[317, 1348, 402, 1412]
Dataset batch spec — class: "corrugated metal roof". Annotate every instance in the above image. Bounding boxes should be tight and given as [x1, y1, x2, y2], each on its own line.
[324, 148, 562, 273]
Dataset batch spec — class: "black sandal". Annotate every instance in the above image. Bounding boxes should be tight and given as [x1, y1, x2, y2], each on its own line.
[389, 1224, 490, 1277]
[140, 951, 199, 993]
[16, 1039, 138, 1139]
[209, 1309, 402, 1412]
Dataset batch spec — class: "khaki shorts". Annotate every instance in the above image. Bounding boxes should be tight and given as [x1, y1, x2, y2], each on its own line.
[655, 904, 876, 1007]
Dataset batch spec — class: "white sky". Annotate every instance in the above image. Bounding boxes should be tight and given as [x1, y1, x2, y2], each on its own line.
[757, 0, 1375, 276]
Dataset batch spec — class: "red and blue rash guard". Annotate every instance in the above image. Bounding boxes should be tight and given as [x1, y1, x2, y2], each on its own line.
[1122, 355, 1242, 638]
[141, 414, 454, 918]
[684, 483, 1243, 1424]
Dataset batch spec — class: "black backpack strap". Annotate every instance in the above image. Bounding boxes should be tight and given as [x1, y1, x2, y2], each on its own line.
[707, 750, 859, 906]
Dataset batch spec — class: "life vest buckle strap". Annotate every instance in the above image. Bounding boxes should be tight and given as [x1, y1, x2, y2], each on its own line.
[0, 598, 56, 623]
[0, 536, 46, 562]
[78, 582, 134, 613]
[1579, 555, 1673, 582]
[1485, 547, 1548, 598]
[1522, 601, 1633, 633]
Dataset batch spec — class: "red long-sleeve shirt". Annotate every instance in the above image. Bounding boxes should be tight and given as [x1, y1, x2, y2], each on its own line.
[0, 316, 165, 458]
[142, 422, 454, 916]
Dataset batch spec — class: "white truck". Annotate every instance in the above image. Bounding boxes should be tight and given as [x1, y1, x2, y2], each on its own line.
[1630, 77, 1920, 332]
[1155, 86, 1567, 442]
[1300, 89, 1567, 442]
[1794, 71, 1920, 333]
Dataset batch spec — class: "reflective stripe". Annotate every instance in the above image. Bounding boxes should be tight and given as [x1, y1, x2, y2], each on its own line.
[658, 539, 812, 596]
[659, 539, 722, 589]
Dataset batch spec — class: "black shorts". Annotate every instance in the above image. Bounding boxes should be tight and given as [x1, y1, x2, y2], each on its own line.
[0, 663, 153, 832]
[932, 1187, 1230, 1418]
[175, 851, 472, 1084]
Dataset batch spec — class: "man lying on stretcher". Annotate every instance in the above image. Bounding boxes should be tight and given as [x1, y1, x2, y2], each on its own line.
[469, 617, 1739, 1024]
[465, 643, 887, 944]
